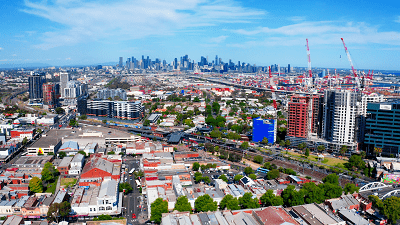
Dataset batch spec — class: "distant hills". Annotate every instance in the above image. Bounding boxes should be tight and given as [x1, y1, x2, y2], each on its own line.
[0, 61, 118, 69]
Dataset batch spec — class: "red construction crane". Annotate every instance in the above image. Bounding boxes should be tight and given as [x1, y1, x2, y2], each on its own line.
[341, 38, 360, 89]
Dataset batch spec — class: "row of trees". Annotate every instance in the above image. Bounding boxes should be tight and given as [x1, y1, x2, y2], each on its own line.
[29, 162, 59, 193]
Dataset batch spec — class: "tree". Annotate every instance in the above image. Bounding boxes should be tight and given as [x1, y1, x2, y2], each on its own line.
[319, 183, 343, 199]
[78, 115, 87, 120]
[340, 145, 348, 156]
[41, 162, 58, 183]
[219, 174, 228, 182]
[94, 214, 113, 221]
[305, 148, 310, 157]
[244, 167, 253, 175]
[297, 142, 307, 151]
[193, 96, 200, 102]
[59, 201, 71, 218]
[344, 183, 360, 194]
[260, 189, 283, 206]
[240, 141, 249, 150]
[261, 137, 269, 145]
[279, 140, 285, 147]
[302, 182, 325, 204]
[119, 182, 133, 194]
[382, 196, 400, 224]
[150, 198, 168, 224]
[345, 155, 366, 171]
[195, 194, 218, 212]
[234, 174, 243, 182]
[253, 155, 263, 164]
[55, 107, 64, 114]
[47, 203, 60, 223]
[22, 137, 28, 145]
[281, 185, 305, 207]
[174, 196, 192, 212]
[317, 145, 325, 152]
[249, 174, 257, 180]
[29, 177, 43, 193]
[266, 169, 280, 180]
[192, 162, 200, 171]
[239, 192, 260, 209]
[143, 120, 151, 126]
[323, 173, 339, 185]
[285, 140, 291, 147]
[219, 194, 240, 210]
[102, 119, 107, 124]
[360, 151, 366, 159]
[69, 119, 78, 127]
[58, 151, 67, 159]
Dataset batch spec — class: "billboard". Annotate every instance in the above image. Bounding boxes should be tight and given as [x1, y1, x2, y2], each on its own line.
[382, 174, 400, 184]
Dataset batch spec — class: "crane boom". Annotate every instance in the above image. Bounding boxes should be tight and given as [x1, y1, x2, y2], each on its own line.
[341, 38, 359, 89]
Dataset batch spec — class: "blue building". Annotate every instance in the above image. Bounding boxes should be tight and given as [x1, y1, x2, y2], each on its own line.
[252, 118, 277, 144]
[365, 101, 400, 156]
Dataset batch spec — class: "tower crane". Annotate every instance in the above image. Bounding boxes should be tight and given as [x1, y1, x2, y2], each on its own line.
[306, 38, 313, 89]
[341, 38, 361, 91]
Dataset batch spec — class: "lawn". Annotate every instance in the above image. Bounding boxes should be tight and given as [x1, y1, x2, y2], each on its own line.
[61, 178, 77, 188]
[286, 151, 347, 167]
[46, 176, 59, 194]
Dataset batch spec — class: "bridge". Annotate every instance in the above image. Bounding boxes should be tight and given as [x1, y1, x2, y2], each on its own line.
[359, 182, 388, 192]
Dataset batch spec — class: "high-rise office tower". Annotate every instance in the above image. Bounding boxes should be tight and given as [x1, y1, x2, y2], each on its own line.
[28, 74, 45, 103]
[60, 72, 70, 98]
[43, 83, 57, 107]
[119, 57, 123, 67]
[287, 95, 321, 138]
[322, 89, 358, 151]
[215, 55, 218, 65]
[288, 64, 291, 73]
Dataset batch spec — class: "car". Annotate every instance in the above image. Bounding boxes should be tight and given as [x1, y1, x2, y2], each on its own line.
[132, 213, 136, 219]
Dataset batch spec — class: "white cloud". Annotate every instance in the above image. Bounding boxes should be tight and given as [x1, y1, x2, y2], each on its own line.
[395, 16, 400, 23]
[22, 0, 264, 49]
[0, 47, 3, 50]
[231, 21, 400, 47]
[288, 16, 306, 22]
[209, 35, 228, 43]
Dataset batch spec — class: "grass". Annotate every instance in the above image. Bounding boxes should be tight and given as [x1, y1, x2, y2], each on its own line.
[61, 178, 77, 188]
[285, 151, 347, 168]
[46, 176, 59, 194]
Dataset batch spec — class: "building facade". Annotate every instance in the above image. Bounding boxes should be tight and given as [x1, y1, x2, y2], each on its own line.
[28, 74, 45, 104]
[252, 118, 276, 144]
[86, 100, 144, 120]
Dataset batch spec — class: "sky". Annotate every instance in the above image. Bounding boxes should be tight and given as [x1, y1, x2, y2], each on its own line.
[1, 0, 400, 70]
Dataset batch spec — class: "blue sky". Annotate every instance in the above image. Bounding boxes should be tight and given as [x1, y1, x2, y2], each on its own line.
[1, 0, 400, 70]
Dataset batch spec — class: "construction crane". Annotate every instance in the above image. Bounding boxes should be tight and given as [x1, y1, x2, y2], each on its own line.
[306, 38, 312, 89]
[268, 66, 277, 109]
[341, 38, 361, 91]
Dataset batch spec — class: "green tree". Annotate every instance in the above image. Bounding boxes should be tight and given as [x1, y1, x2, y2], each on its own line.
[266, 169, 280, 180]
[319, 183, 343, 199]
[119, 182, 133, 194]
[47, 203, 60, 223]
[282, 185, 305, 207]
[285, 140, 291, 147]
[55, 107, 64, 114]
[143, 120, 151, 126]
[210, 128, 222, 138]
[41, 162, 58, 183]
[344, 183, 360, 194]
[58, 151, 67, 159]
[253, 155, 263, 164]
[323, 173, 339, 185]
[240, 141, 249, 149]
[345, 155, 366, 171]
[195, 194, 218, 212]
[305, 148, 310, 157]
[192, 162, 200, 171]
[244, 167, 253, 175]
[59, 201, 71, 218]
[248, 174, 257, 180]
[29, 177, 43, 193]
[69, 119, 78, 127]
[219, 194, 240, 210]
[340, 145, 348, 156]
[239, 192, 260, 209]
[317, 145, 325, 152]
[301, 182, 325, 204]
[219, 174, 228, 182]
[174, 196, 192, 212]
[279, 140, 285, 147]
[102, 119, 107, 124]
[369, 195, 383, 209]
[297, 142, 307, 152]
[150, 198, 168, 224]
[261, 137, 269, 145]
[193, 96, 200, 102]
[360, 151, 366, 159]
[22, 137, 28, 145]
[260, 189, 283, 206]
[382, 196, 400, 224]
[234, 174, 243, 182]
[212, 102, 221, 114]
[78, 115, 87, 120]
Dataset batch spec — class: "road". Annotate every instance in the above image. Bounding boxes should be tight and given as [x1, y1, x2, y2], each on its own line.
[124, 157, 147, 225]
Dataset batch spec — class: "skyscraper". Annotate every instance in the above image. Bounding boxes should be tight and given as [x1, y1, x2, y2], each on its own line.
[60, 72, 70, 98]
[28, 74, 45, 103]
[119, 57, 123, 67]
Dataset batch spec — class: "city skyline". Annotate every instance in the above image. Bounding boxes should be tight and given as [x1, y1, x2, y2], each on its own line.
[1, 0, 400, 70]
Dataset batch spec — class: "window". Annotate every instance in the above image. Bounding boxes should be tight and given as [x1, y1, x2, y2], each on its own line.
[99, 207, 105, 211]
[106, 206, 112, 210]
